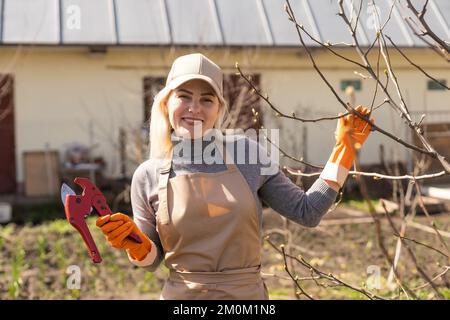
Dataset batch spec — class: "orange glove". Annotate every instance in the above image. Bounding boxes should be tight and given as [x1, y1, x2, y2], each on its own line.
[329, 105, 373, 169]
[96, 213, 152, 261]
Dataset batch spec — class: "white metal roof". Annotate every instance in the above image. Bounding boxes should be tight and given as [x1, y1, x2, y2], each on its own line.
[0, 0, 448, 47]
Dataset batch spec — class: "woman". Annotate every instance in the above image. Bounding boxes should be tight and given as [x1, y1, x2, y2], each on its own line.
[96, 53, 373, 300]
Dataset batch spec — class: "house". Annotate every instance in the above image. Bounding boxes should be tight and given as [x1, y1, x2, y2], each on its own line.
[0, 0, 449, 195]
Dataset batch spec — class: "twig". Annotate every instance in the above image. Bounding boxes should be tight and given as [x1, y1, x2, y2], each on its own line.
[285, 166, 447, 181]
[284, 0, 450, 165]
[236, 64, 350, 123]
[407, 221, 450, 239]
[405, 0, 450, 58]
[385, 35, 449, 90]
[338, 0, 450, 172]
[411, 266, 450, 291]
[393, 234, 449, 259]
[266, 237, 386, 300]
[264, 228, 324, 256]
[252, 108, 448, 181]
[351, 151, 417, 299]
[280, 244, 314, 300]
[264, 134, 323, 169]
[261, 272, 320, 282]
[381, 200, 445, 299]
[413, 182, 450, 260]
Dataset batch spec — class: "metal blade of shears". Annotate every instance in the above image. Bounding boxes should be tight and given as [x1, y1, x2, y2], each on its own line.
[60, 183, 93, 213]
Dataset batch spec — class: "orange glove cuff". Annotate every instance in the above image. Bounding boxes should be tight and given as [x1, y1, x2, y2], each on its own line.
[127, 236, 152, 261]
[328, 142, 355, 170]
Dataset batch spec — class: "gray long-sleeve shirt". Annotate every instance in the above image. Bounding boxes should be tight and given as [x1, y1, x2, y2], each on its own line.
[130, 134, 338, 271]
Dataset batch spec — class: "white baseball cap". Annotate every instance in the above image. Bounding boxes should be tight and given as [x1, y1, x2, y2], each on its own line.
[166, 53, 224, 101]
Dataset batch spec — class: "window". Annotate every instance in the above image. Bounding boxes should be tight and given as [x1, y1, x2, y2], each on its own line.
[340, 79, 361, 91]
[222, 74, 262, 131]
[427, 79, 447, 91]
[141, 76, 165, 161]
[143, 76, 165, 124]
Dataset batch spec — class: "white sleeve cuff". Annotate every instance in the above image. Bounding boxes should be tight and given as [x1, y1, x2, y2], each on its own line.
[127, 240, 158, 267]
[319, 161, 349, 188]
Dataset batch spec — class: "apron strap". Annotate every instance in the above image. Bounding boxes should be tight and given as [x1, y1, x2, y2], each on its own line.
[158, 154, 173, 225]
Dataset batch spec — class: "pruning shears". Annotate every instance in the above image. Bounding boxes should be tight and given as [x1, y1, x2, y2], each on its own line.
[61, 177, 142, 263]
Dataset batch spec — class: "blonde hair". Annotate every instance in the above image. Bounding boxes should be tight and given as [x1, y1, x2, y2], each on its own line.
[149, 85, 228, 160]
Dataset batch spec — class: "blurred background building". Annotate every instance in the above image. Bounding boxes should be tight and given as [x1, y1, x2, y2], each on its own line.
[0, 0, 448, 196]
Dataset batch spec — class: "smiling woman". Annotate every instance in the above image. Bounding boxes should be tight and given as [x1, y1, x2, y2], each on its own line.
[95, 53, 374, 300]
[146, 54, 228, 160]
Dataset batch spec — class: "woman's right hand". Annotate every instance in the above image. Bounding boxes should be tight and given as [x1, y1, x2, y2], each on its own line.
[96, 213, 152, 261]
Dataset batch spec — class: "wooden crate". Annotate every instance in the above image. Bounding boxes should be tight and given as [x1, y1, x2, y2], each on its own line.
[23, 150, 60, 197]
[412, 123, 450, 184]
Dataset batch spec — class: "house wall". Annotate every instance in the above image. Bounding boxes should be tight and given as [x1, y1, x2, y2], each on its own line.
[0, 46, 448, 187]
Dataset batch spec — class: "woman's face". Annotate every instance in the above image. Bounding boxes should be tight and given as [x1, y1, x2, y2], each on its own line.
[167, 79, 220, 138]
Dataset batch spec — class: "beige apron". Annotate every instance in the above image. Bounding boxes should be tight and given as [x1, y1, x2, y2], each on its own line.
[155, 139, 269, 300]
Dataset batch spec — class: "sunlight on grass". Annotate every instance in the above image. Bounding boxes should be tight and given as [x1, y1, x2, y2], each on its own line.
[341, 199, 379, 212]
[46, 219, 74, 234]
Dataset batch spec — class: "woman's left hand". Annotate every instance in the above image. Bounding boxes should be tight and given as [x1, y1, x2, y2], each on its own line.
[329, 105, 374, 170]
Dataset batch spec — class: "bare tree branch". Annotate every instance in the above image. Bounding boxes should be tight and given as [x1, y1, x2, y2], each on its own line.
[381, 200, 445, 299]
[266, 237, 387, 300]
[404, 0, 450, 60]
[385, 35, 449, 90]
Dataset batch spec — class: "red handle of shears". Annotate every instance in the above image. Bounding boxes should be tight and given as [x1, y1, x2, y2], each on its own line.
[65, 177, 142, 263]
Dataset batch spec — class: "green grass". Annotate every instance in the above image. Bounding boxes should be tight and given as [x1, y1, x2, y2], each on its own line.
[341, 198, 379, 212]
[36, 235, 47, 283]
[1, 217, 166, 299]
[1, 223, 16, 237]
[440, 288, 450, 300]
[268, 288, 294, 300]
[54, 238, 73, 291]
[8, 240, 26, 299]
[329, 286, 369, 300]
[47, 219, 74, 234]
[138, 272, 161, 293]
